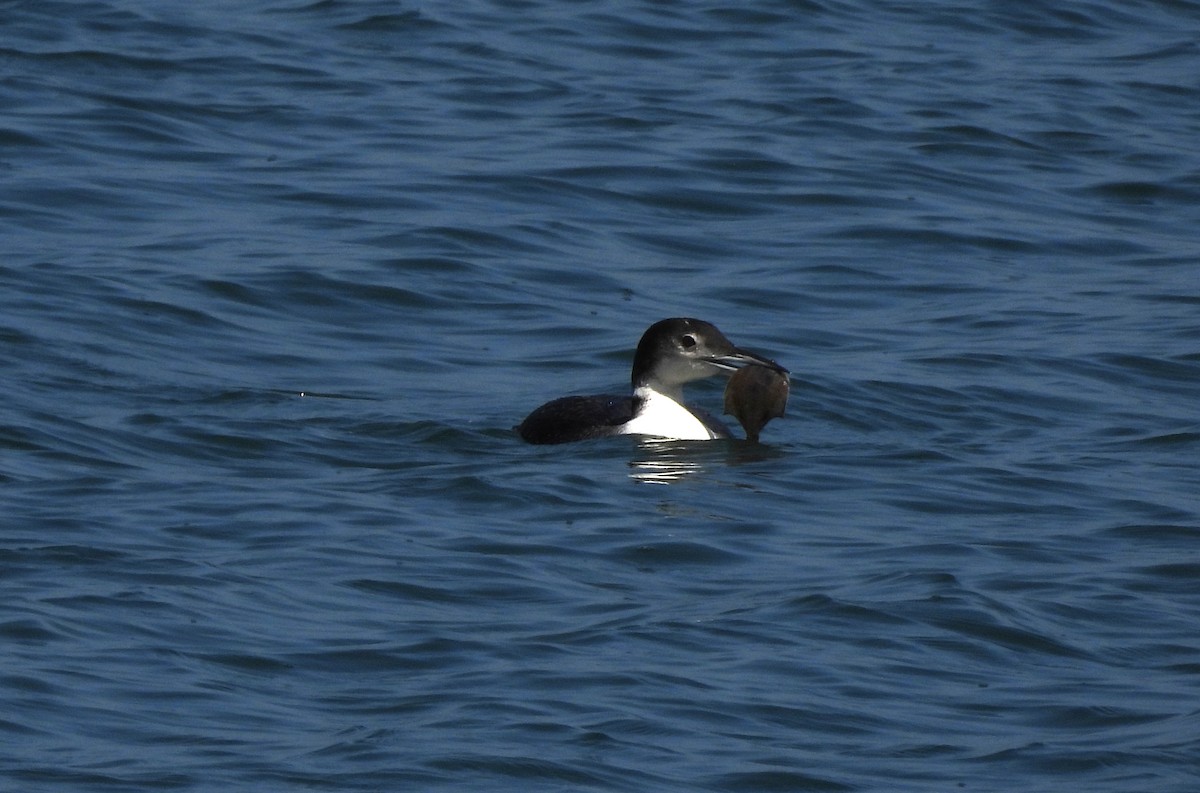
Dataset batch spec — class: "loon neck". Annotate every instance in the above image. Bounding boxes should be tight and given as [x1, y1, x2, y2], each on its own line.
[633, 380, 683, 403]
[621, 384, 716, 440]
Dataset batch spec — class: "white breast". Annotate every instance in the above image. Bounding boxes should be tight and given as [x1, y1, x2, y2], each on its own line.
[619, 386, 718, 441]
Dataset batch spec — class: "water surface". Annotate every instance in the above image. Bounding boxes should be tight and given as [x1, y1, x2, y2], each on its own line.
[3, 1, 1200, 791]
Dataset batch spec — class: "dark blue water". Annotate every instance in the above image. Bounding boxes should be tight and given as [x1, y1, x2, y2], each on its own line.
[4, 1, 1200, 791]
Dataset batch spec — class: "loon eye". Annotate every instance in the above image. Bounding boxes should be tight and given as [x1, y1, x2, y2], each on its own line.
[680, 334, 697, 349]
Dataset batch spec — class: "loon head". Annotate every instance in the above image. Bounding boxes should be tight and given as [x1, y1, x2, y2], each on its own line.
[630, 318, 785, 398]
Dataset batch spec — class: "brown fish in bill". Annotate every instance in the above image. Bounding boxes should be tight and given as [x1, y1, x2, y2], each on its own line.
[723, 363, 789, 443]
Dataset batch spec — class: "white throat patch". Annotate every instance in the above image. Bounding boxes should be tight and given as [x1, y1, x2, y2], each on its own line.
[619, 386, 718, 441]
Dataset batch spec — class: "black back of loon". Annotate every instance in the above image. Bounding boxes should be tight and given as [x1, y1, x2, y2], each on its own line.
[517, 394, 635, 444]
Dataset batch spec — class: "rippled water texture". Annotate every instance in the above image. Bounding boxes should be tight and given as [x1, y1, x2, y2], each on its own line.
[3, 1, 1200, 791]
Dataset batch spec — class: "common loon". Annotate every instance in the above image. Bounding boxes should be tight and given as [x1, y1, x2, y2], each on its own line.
[517, 317, 786, 444]
[724, 364, 790, 443]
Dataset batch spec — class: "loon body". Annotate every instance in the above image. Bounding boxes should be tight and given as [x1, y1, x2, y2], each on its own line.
[517, 318, 785, 445]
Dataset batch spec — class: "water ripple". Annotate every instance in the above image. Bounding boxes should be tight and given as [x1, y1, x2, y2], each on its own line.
[4, 1, 1200, 791]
